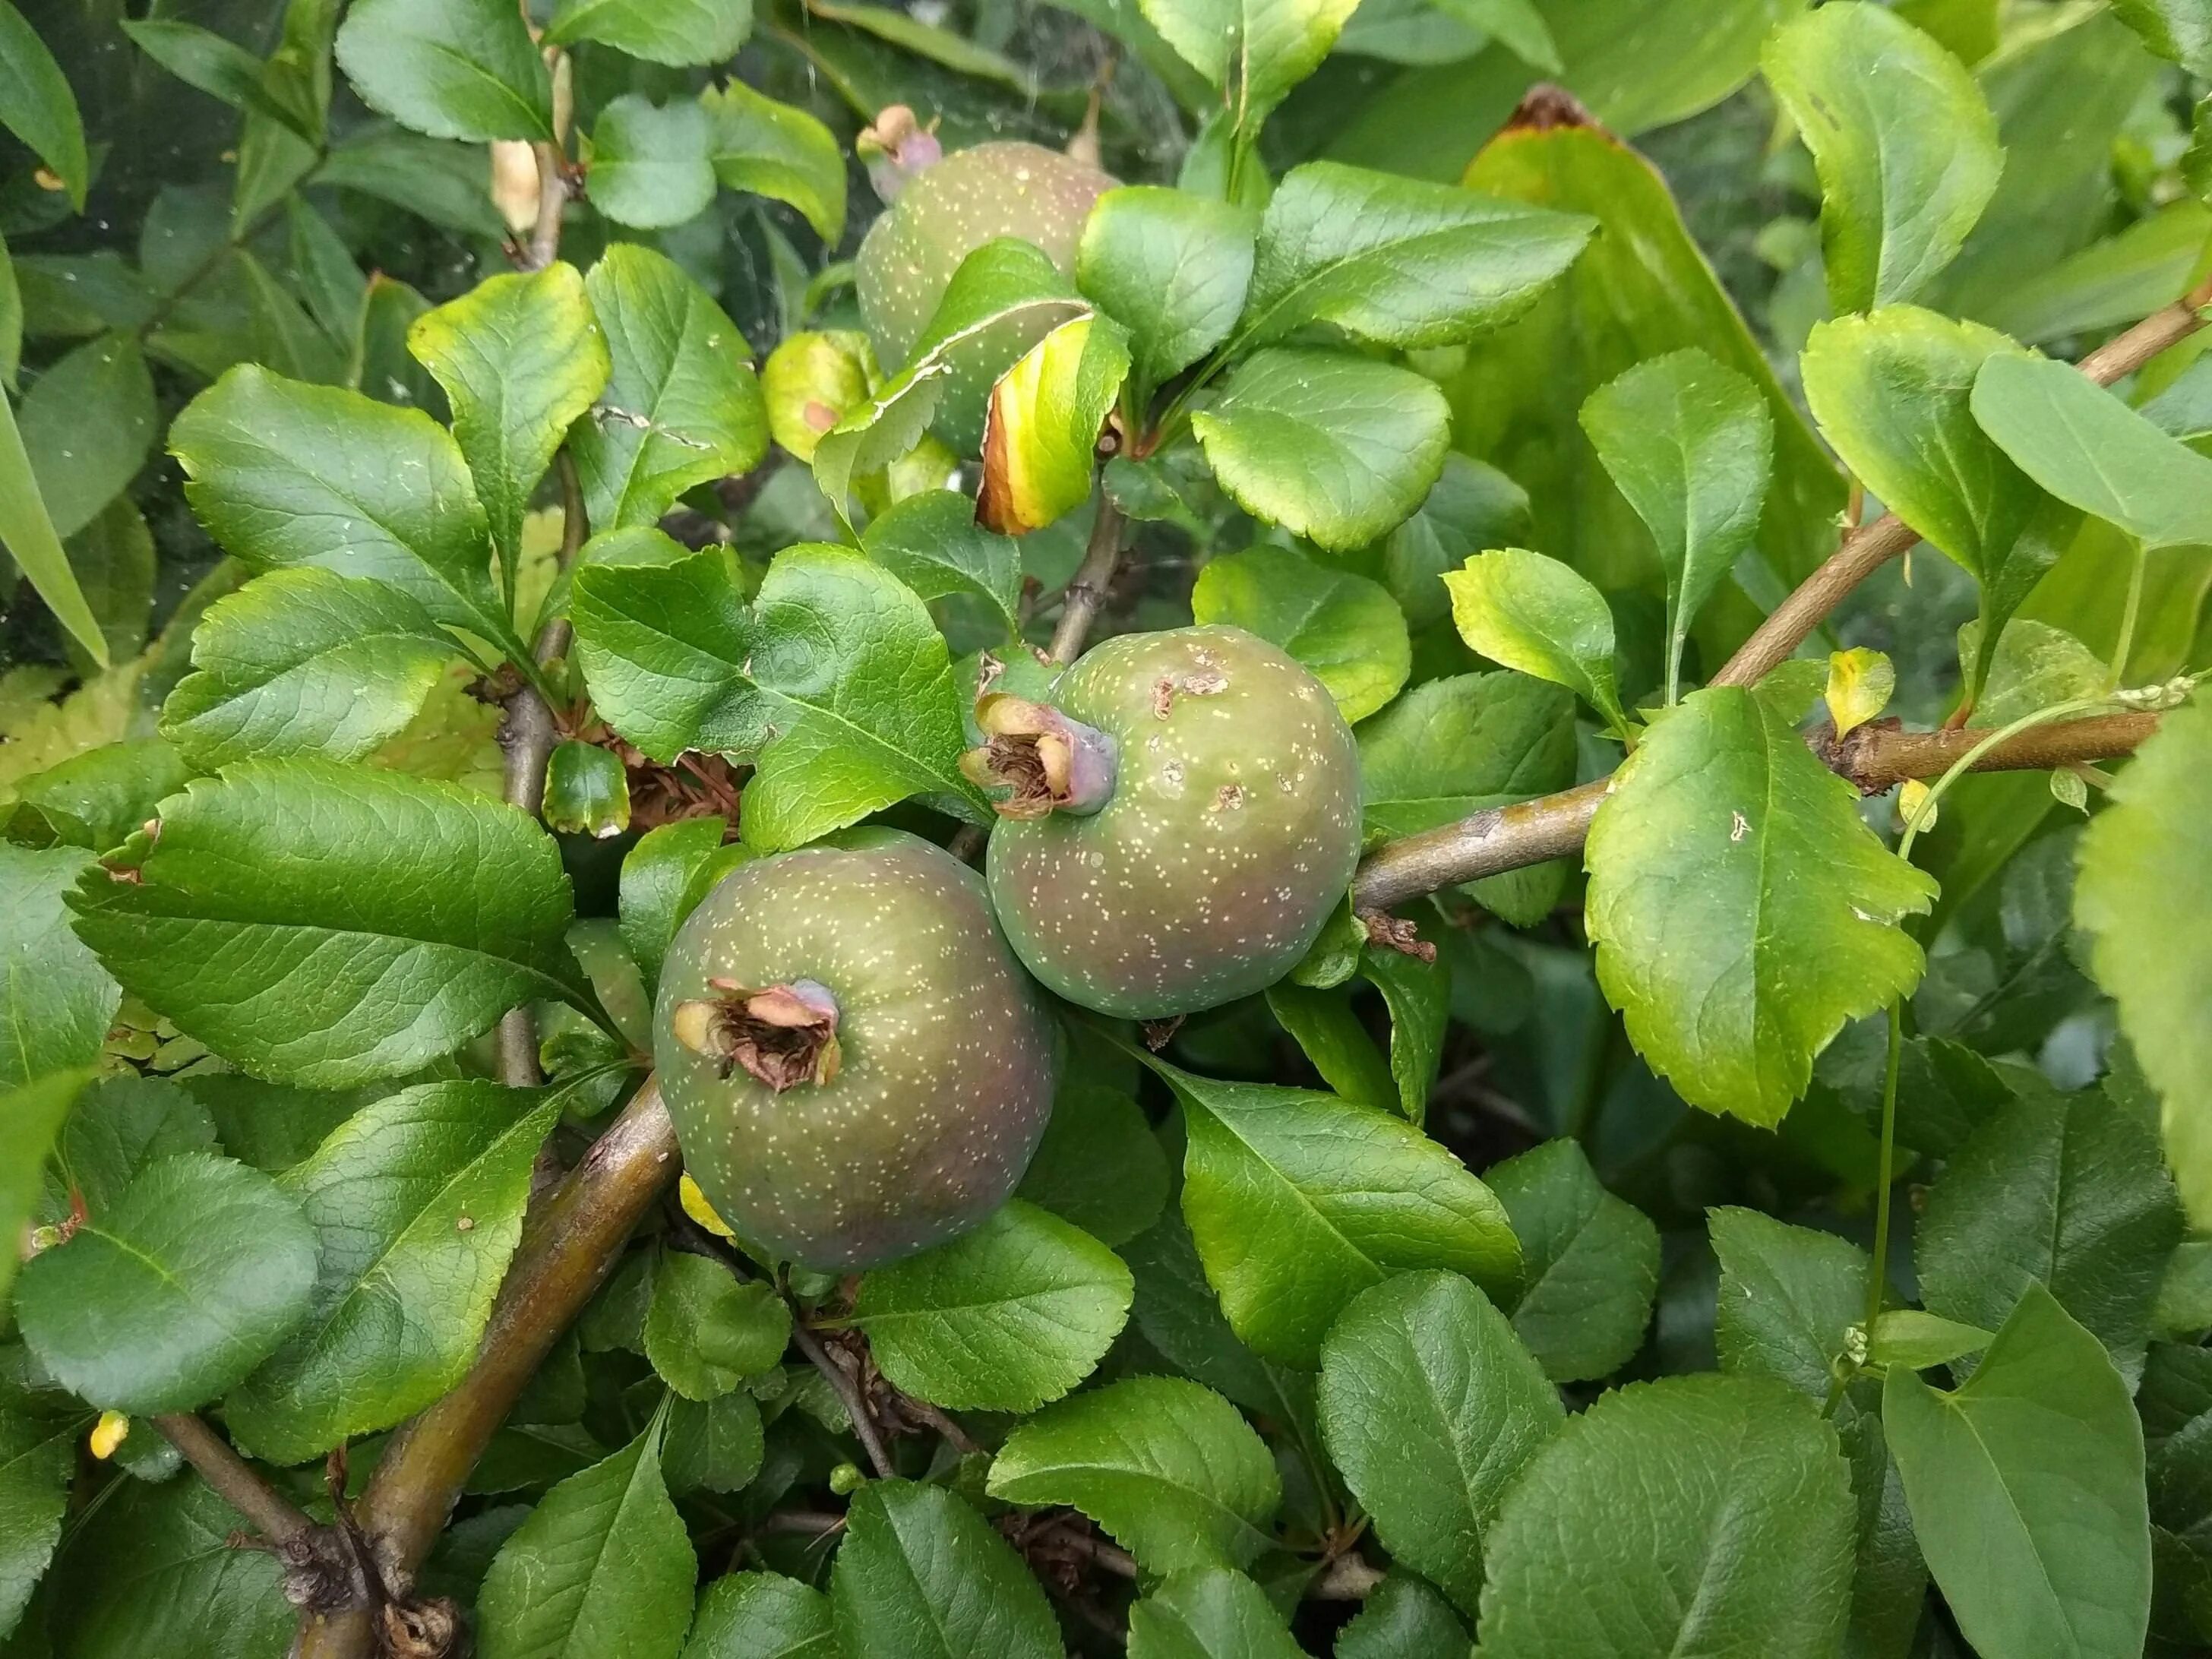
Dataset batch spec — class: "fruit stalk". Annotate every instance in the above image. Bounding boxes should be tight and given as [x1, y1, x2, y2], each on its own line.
[1048, 498, 1127, 665]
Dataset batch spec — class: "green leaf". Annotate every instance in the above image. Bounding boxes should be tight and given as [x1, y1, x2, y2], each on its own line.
[0, 1070, 87, 1306]
[1239, 161, 1590, 350]
[1448, 112, 1845, 595]
[314, 130, 505, 239]
[1868, 1309, 1992, 1370]
[408, 264, 611, 574]
[643, 1249, 791, 1401]
[542, 740, 630, 839]
[1917, 1081, 2181, 1386]
[1707, 1206, 1866, 1402]
[18, 333, 156, 542]
[1800, 309, 2070, 697]
[573, 544, 987, 848]
[0, 1407, 70, 1637]
[1123, 1207, 1291, 1416]
[571, 245, 766, 532]
[1487, 1139, 1659, 1383]
[1356, 670, 1576, 925]
[62, 495, 155, 673]
[42, 1073, 216, 1217]
[170, 365, 516, 653]
[619, 817, 747, 997]
[1190, 545, 1410, 722]
[1477, 1374, 1856, 1659]
[2111, 0, 2212, 77]
[987, 1374, 1280, 1574]
[830, 1479, 1060, 1659]
[1763, 2, 2001, 314]
[0, 2, 87, 209]
[684, 1572, 836, 1659]
[1138, 0, 1361, 136]
[861, 491, 1021, 634]
[17, 1152, 315, 1413]
[68, 760, 588, 1088]
[1077, 186, 1255, 397]
[1192, 347, 1449, 551]
[1318, 1269, 1562, 1615]
[477, 1422, 697, 1659]
[1381, 453, 1530, 628]
[547, 0, 752, 64]
[1973, 349, 2212, 550]
[815, 241, 1085, 517]
[701, 81, 844, 244]
[1363, 945, 1449, 1121]
[0, 845, 118, 1087]
[589, 96, 716, 231]
[1125, 1567, 1307, 1659]
[5, 735, 191, 854]
[1157, 1058, 1520, 1365]
[119, 20, 315, 141]
[1334, 1573, 1468, 1659]
[1584, 686, 1938, 1125]
[224, 1084, 560, 1465]
[1016, 1082, 1171, 1247]
[975, 313, 1131, 536]
[333, 0, 552, 143]
[159, 568, 458, 769]
[1267, 982, 1396, 1114]
[1443, 548, 1626, 729]
[664, 1391, 764, 1496]
[1579, 348, 1771, 703]
[1884, 1285, 2150, 1659]
[853, 1198, 1132, 1412]
[2078, 696, 2212, 1229]
[46, 1477, 294, 1657]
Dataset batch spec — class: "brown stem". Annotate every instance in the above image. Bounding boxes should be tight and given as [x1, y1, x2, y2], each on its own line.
[518, 141, 567, 273]
[1711, 278, 2212, 690]
[789, 1319, 896, 1479]
[153, 1414, 313, 1544]
[1351, 710, 2160, 911]
[294, 1079, 678, 1659]
[1810, 709, 2160, 794]
[1047, 499, 1127, 665]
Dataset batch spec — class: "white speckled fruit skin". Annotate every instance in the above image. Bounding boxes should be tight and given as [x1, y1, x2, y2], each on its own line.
[855, 141, 1115, 368]
[655, 829, 1059, 1270]
[987, 627, 1364, 1020]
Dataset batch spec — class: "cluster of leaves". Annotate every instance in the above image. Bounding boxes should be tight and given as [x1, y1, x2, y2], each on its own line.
[2, 0, 2212, 1657]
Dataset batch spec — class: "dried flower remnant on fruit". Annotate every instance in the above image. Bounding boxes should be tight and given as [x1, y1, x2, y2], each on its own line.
[672, 978, 843, 1092]
[961, 694, 1119, 818]
[857, 104, 943, 204]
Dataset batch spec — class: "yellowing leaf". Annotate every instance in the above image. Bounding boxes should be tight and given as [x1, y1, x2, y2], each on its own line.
[1824, 646, 1894, 738]
[977, 315, 1131, 536]
[680, 1172, 736, 1239]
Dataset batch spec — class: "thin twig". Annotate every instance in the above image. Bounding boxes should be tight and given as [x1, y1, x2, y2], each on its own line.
[497, 452, 590, 1089]
[294, 1079, 678, 1659]
[789, 1319, 896, 1479]
[1048, 498, 1127, 665]
[152, 1414, 312, 1544]
[1350, 709, 2162, 911]
[1710, 277, 2212, 690]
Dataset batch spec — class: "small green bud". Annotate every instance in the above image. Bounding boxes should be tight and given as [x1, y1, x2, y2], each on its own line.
[829, 1461, 864, 1496]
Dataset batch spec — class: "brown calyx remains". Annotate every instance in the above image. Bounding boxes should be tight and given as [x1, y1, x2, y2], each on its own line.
[960, 694, 1118, 819]
[672, 978, 842, 1092]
